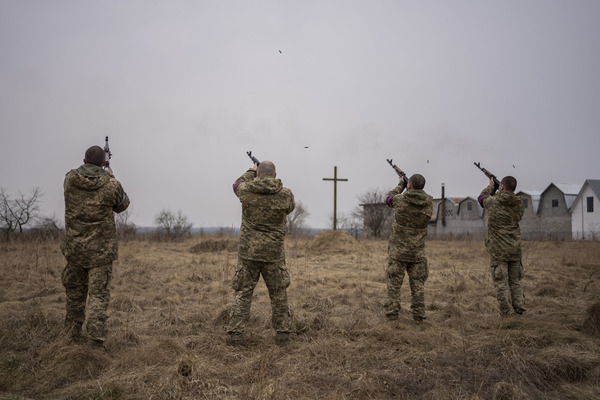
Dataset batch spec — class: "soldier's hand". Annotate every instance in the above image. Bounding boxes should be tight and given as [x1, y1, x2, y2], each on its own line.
[108, 166, 114, 176]
[489, 177, 495, 186]
[252, 163, 258, 171]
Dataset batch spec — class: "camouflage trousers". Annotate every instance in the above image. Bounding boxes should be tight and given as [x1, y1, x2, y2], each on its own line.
[62, 261, 112, 341]
[227, 258, 292, 335]
[384, 258, 429, 320]
[490, 258, 525, 315]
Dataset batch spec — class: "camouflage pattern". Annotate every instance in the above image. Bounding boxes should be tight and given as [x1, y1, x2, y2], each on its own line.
[62, 262, 112, 341]
[384, 181, 433, 320]
[227, 258, 292, 335]
[386, 180, 433, 263]
[228, 169, 294, 336]
[61, 163, 129, 341]
[233, 169, 295, 262]
[478, 185, 524, 261]
[384, 258, 429, 320]
[479, 184, 526, 315]
[490, 259, 525, 315]
[61, 163, 130, 267]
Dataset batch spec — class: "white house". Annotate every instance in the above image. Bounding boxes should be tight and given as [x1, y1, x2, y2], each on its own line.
[571, 180, 600, 240]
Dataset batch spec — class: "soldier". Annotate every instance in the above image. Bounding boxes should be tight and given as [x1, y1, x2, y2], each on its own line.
[478, 176, 525, 316]
[384, 174, 433, 325]
[61, 145, 130, 346]
[227, 160, 295, 345]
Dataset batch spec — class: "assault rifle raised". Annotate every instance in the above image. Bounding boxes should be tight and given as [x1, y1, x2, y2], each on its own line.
[473, 162, 500, 187]
[386, 158, 408, 184]
[246, 151, 260, 166]
[104, 136, 112, 171]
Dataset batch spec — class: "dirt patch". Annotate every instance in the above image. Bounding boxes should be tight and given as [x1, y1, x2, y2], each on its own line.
[308, 230, 358, 254]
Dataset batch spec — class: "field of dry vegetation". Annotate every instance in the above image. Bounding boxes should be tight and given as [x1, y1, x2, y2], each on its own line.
[1, 232, 599, 399]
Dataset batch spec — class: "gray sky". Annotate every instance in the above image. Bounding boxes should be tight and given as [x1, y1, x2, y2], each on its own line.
[1, 1, 599, 229]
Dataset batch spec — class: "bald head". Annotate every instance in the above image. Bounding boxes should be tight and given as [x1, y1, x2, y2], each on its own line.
[257, 161, 276, 177]
[84, 146, 105, 167]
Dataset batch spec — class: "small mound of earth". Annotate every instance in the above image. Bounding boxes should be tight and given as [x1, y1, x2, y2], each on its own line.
[308, 230, 358, 253]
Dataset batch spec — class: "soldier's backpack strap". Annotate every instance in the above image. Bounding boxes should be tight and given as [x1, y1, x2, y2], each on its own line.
[242, 193, 261, 212]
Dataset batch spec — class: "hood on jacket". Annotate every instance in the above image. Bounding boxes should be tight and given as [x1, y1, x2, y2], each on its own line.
[67, 164, 110, 191]
[403, 189, 432, 207]
[246, 177, 283, 195]
[497, 191, 521, 207]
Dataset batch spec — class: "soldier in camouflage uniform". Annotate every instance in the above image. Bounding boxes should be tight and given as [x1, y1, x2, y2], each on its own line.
[478, 176, 525, 316]
[227, 160, 295, 345]
[61, 145, 130, 345]
[384, 174, 433, 324]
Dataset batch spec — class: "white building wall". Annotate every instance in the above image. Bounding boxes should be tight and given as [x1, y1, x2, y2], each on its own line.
[571, 185, 600, 240]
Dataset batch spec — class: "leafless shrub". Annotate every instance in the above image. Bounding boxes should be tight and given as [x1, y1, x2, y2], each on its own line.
[355, 189, 393, 239]
[154, 208, 192, 240]
[287, 201, 310, 236]
[115, 208, 137, 240]
[0, 186, 43, 239]
[24, 214, 63, 241]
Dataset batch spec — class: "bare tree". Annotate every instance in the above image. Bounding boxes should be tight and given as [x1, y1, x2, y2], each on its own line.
[287, 201, 310, 235]
[0, 187, 43, 239]
[154, 209, 192, 240]
[29, 214, 63, 240]
[354, 189, 393, 239]
[115, 208, 137, 239]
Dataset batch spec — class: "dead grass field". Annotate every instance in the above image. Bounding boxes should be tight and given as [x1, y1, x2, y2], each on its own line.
[1, 233, 599, 399]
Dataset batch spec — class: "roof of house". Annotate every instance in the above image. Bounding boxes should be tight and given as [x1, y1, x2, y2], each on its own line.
[571, 179, 600, 213]
[586, 179, 600, 199]
[517, 190, 542, 213]
[542, 183, 581, 211]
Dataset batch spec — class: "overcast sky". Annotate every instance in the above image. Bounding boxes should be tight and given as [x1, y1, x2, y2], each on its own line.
[1, 1, 599, 229]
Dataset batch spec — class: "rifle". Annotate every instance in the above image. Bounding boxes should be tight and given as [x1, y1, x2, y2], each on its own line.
[104, 136, 112, 171]
[246, 151, 260, 166]
[473, 162, 500, 187]
[386, 159, 408, 182]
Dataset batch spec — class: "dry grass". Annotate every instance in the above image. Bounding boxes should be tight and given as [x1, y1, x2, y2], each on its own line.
[1, 235, 599, 399]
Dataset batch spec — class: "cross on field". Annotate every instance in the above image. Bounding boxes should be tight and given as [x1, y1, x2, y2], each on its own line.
[322, 166, 348, 230]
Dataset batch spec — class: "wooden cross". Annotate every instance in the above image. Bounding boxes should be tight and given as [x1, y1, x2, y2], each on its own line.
[323, 166, 348, 230]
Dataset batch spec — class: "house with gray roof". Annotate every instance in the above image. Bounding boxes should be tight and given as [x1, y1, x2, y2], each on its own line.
[428, 196, 485, 239]
[516, 190, 542, 240]
[360, 181, 599, 241]
[538, 183, 580, 240]
[571, 179, 600, 240]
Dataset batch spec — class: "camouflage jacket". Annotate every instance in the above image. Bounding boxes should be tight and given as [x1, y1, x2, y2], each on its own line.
[386, 181, 433, 262]
[233, 169, 295, 262]
[61, 164, 130, 267]
[478, 185, 524, 261]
